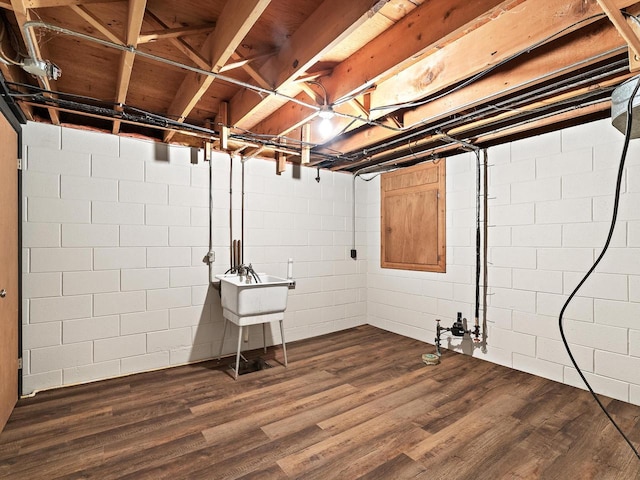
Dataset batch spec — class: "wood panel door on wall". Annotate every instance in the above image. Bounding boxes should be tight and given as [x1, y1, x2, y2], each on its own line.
[0, 113, 18, 433]
[380, 160, 446, 272]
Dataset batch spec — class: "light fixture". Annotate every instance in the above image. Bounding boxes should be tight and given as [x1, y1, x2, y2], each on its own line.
[318, 104, 334, 139]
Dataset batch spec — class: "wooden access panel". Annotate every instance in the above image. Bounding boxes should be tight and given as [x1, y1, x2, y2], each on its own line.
[381, 160, 446, 272]
[0, 112, 18, 433]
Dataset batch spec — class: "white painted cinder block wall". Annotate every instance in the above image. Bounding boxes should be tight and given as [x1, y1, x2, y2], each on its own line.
[22, 118, 640, 406]
[365, 118, 640, 406]
[21, 121, 367, 394]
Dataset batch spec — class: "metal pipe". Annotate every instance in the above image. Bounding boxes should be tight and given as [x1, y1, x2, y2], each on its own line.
[482, 148, 489, 350]
[241, 158, 245, 265]
[351, 173, 357, 257]
[22, 21, 322, 115]
[474, 149, 481, 337]
[229, 154, 233, 269]
[207, 142, 214, 283]
[332, 56, 628, 165]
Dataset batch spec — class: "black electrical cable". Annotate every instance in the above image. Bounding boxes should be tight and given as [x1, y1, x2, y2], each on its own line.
[369, 13, 607, 113]
[559, 77, 640, 461]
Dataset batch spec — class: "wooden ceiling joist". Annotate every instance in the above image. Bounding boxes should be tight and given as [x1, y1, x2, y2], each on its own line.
[596, 0, 640, 60]
[69, 4, 123, 45]
[9, 1, 59, 124]
[163, 0, 271, 142]
[328, 17, 629, 156]
[227, 51, 272, 89]
[112, 0, 146, 135]
[366, 0, 635, 119]
[145, 10, 210, 70]
[137, 24, 216, 44]
[3, 0, 639, 171]
[228, 0, 389, 130]
[22, 0, 119, 7]
[248, 0, 514, 140]
[219, 51, 274, 74]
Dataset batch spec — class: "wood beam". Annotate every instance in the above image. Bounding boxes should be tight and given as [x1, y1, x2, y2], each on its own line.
[228, 0, 389, 130]
[219, 51, 274, 74]
[138, 24, 215, 44]
[301, 123, 310, 164]
[473, 102, 610, 144]
[596, 0, 640, 60]
[69, 4, 123, 45]
[366, 0, 636, 118]
[330, 0, 514, 105]
[227, 51, 272, 89]
[325, 4, 631, 156]
[0, 28, 32, 120]
[112, 0, 146, 134]
[333, 74, 627, 171]
[145, 10, 209, 70]
[276, 138, 286, 175]
[10, 2, 59, 124]
[163, 0, 270, 142]
[217, 101, 229, 151]
[247, 0, 513, 141]
[22, 0, 120, 7]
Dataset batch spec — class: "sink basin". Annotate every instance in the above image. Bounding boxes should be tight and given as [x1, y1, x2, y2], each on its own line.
[215, 273, 291, 379]
[215, 273, 290, 322]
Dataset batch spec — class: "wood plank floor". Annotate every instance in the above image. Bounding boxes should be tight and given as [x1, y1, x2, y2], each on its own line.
[1, 325, 639, 479]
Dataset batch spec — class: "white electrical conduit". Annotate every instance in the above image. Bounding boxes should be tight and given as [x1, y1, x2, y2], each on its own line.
[22, 21, 322, 115]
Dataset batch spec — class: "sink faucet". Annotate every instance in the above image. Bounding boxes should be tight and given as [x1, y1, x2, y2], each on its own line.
[236, 263, 260, 283]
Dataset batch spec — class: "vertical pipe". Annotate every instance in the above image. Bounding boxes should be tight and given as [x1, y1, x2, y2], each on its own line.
[474, 150, 481, 330]
[229, 154, 233, 269]
[352, 173, 357, 254]
[207, 140, 214, 283]
[241, 158, 245, 265]
[482, 149, 489, 345]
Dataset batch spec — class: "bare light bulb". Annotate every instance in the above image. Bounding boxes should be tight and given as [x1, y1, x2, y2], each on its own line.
[318, 104, 334, 139]
[319, 117, 333, 138]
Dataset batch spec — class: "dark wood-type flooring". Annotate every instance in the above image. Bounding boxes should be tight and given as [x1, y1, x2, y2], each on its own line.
[1, 325, 639, 479]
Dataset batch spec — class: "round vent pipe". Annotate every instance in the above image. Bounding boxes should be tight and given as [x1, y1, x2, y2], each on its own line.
[612, 75, 640, 138]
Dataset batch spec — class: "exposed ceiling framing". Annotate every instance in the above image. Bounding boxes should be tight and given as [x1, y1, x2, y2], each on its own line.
[1, 0, 640, 173]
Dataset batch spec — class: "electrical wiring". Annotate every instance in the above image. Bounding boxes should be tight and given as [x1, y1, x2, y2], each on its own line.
[559, 76, 640, 461]
[368, 13, 608, 114]
[4, 81, 346, 161]
[331, 61, 623, 167]
[312, 15, 614, 137]
[0, 17, 23, 66]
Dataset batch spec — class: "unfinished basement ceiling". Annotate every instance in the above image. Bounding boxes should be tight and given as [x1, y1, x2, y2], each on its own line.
[0, 0, 638, 172]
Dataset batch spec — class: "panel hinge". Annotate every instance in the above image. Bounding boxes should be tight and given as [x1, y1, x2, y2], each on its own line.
[18, 357, 23, 370]
[17, 158, 22, 170]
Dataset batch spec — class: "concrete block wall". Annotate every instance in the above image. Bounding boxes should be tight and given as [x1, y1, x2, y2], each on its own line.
[21, 122, 366, 394]
[365, 118, 640, 405]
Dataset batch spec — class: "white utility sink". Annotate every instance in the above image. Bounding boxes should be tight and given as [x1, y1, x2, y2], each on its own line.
[216, 273, 290, 323]
[215, 273, 291, 379]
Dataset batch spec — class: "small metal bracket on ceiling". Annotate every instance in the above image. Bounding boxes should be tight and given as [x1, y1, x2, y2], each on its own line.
[436, 129, 479, 152]
[315, 167, 321, 183]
